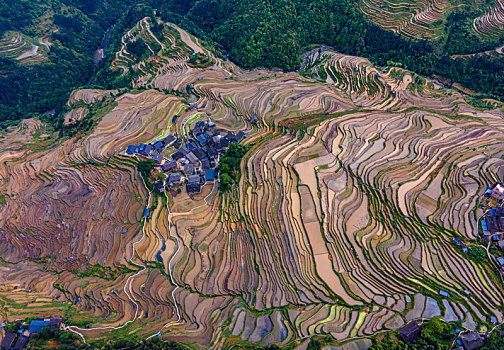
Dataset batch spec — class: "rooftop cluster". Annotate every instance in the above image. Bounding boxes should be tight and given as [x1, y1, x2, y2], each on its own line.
[126, 120, 247, 194]
[481, 183, 504, 251]
[1, 317, 61, 350]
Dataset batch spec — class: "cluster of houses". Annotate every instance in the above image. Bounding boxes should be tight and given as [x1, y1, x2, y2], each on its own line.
[126, 120, 247, 194]
[481, 183, 504, 253]
[1, 317, 61, 350]
[398, 321, 486, 350]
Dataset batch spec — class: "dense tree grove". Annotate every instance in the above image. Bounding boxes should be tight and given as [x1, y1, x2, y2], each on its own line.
[219, 143, 248, 191]
[25, 327, 186, 349]
[1, 0, 503, 128]
[370, 318, 455, 350]
[0, 0, 139, 127]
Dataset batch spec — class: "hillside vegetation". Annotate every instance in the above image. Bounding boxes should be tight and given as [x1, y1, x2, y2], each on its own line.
[0, 0, 503, 128]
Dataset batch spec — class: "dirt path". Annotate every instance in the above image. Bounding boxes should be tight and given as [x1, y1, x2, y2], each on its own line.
[66, 171, 152, 342]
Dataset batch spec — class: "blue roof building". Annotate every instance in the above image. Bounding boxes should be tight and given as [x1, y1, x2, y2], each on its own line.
[491, 316, 498, 323]
[144, 208, 149, 217]
[376, 73, 382, 77]
[486, 189, 493, 196]
[440, 290, 450, 297]
[205, 169, 215, 182]
[28, 320, 49, 333]
[126, 145, 138, 154]
[482, 220, 488, 231]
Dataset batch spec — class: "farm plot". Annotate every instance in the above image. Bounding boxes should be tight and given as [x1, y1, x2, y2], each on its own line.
[473, 0, 504, 38]
[0, 31, 48, 65]
[358, 0, 459, 40]
[111, 17, 213, 89]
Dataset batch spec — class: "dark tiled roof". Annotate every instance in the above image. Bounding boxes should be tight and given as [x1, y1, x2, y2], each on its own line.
[168, 173, 181, 182]
[398, 321, 421, 343]
[186, 152, 198, 164]
[162, 161, 177, 171]
[162, 135, 176, 146]
[13, 335, 29, 350]
[152, 141, 164, 151]
[461, 331, 484, 350]
[1, 331, 16, 350]
[187, 183, 201, 194]
[234, 131, 245, 142]
[207, 148, 217, 158]
[154, 182, 165, 193]
[485, 215, 500, 232]
[188, 174, 200, 184]
[201, 159, 210, 170]
[495, 206, 504, 217]
[187, 142, 198, 152]
[171, 152, 183, 161]
[193, 148, 207, 160]
[48, 316, 62, 328]
[179, 145, 190, 156]
[184, 164, 194, 175]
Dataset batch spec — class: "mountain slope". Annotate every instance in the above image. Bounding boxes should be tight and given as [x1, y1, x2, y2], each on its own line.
[1, 20, 503, 348]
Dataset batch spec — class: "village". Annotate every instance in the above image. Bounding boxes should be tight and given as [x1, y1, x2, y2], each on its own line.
[1, 317, 62, 350]
[125, 119, 247, 195]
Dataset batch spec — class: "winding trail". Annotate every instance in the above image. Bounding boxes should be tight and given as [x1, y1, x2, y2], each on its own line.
[146, 189, 184, 339]
[65, 169, 152, 342]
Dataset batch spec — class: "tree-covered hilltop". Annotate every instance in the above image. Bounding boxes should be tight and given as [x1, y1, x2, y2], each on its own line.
[0, 0, 140, 126]
[177, 0, 503, 99]
[1, 0, 503, 128]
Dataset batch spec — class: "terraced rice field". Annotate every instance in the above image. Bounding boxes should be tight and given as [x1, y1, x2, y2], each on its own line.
[358, 0, 463, 40]
[358, 0, 504, 41]
[111, 17, 213, 89]
[473, 0, 504, 38]
[1, 22, 504, 348]
[0, 31, 50, 65]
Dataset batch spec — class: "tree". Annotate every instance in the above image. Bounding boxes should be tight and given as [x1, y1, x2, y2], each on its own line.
[137, 159, 156, 179]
